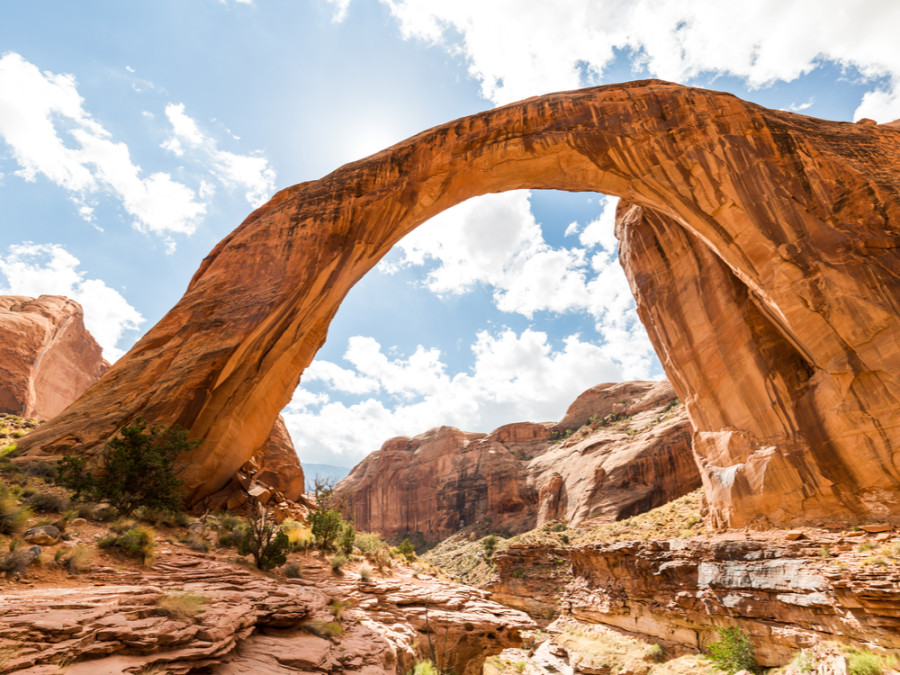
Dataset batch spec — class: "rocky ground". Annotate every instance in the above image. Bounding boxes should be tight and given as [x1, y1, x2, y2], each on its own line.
[0, 417, 532, 675]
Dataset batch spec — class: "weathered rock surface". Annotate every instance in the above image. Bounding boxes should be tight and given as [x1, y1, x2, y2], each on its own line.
[0, 295, 107, 420]
[491, 530, 900, 667]
[18, 81, 900, 527]
[335, 381, 699, 541]
[202, 415, 310, 520]
[0, 551, 532, 674]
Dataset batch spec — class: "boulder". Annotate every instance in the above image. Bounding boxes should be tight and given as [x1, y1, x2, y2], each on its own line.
[24, 525, 61, 546]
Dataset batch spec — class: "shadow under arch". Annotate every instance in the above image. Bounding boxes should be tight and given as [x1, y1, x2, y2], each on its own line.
[18, 80, 900, 527]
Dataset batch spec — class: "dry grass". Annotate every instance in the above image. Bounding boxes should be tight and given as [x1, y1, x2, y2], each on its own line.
[570, 489, 704, 546]
[157, 591, 208, 620]
[554, 621, 664, 675]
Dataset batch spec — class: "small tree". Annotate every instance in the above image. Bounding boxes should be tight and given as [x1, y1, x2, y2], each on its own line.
[57, 420, 197, 516]
[482, 534, 498, 559]
[339, 521, 355, 555]
[309, 508, 343, 550]
[237, 500, 289, 571]
[707, 626, 756, 674]
[311, 474, 337, 509]
[397, 537, 416, 561]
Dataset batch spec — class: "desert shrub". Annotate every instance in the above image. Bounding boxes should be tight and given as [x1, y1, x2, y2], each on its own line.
[280, 519, 313, 550]
[329, 599, 350, 620]
[359, 564, 372, 581]
[408, 661, 439, 675]
[846, 648, 897, 675]
[0, 489, 30, 535]
[339, 521, 355, 555]
[397, 537, 416, 562]
[61, 545, 94, 574]
[158, 591, 208, 620]
[21, 461, 57, 481]
[99, 526, 156, 564]
[482, 534, 498, 559]
[236, 501, 289, 570]
[0, 548, 33, 578]
[284, 562, 302, 578]
[305, 620, 342, 638]
[25, 492, 69, 513]
[185, 532, 209, 552]
[706, 626, 756, 674]
[331, 553, 348, 572]
[309, 508, 344, 551]
[56, 420, 197, 516]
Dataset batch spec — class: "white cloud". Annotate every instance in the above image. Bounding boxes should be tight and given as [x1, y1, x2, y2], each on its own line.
[325, 0, 352, 22]
[285, 327, 629, 464]
[0, 243, 144, 362]
[381, 0, 900, 121]
[386, 192, 654, 371]
[162, 103, 276, 207]
[0, 52, 206, 243]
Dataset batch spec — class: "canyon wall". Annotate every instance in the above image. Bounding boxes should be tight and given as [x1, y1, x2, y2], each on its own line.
[335, 381, 700, 541]
[16, 81, 900, 527]
[0, 295, 108, 421]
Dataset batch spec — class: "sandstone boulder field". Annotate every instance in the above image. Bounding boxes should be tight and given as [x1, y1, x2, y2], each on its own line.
[15, 80, 900, 530]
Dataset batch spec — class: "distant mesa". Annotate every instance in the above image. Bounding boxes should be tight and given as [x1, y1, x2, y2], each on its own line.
[16, 80, 900, 528]
[334, 380, 701, 542]
[0, 295, 108, 420]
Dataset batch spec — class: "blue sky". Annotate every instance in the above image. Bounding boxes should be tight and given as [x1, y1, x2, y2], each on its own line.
[1, 1, 898, 467]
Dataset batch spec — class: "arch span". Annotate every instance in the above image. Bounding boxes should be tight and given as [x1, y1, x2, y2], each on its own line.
[18, 80, 900, 527]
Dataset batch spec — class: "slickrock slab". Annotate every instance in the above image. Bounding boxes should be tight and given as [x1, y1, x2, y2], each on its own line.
[0, 551, 532, 674]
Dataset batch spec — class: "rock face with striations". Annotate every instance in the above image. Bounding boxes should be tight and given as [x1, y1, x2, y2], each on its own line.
[335, 381, 700, 541]
[17, 81, 900, 528]
[0, 295, 108, 420]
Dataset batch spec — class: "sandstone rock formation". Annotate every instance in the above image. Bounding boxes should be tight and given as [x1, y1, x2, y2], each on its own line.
[492, 529, 900, 667]
[0, 295, 108, 420]
[18, 81, 900, 527]
[201, 415, 309, 517]
[0, 550, 532, 674]
[335, 381, 700, 541]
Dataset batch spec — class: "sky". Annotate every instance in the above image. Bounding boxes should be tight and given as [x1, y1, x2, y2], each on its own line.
[1, 1, 898, 468]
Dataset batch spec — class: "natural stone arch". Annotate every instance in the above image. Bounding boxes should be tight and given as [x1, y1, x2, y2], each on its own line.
[18, 80, 900, 528]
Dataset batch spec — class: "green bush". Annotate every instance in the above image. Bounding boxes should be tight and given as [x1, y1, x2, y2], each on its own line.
[57, 420, 198, 516]
[309, 508, 344, 551]
[482, 534, 498, 559]
[25, 492, 69, 513]
[397, 537, 416, 562]
[706, 626, 756, 674]
[0, 489, 30, 535]
[99, 526, 156, 565]
[331, 553, 348, 572]
[339, 521, 355, 555]
[846, 648, 897, 675]
[236, 502, 289, 570]
[285, 562, 302, 578]
[408, 661, 438, 675]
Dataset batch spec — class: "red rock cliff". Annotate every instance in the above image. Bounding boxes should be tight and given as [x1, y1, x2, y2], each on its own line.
[0, 295, 108, 420]
[335, 381, 700, 541]
[16, 81, 900, 528]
